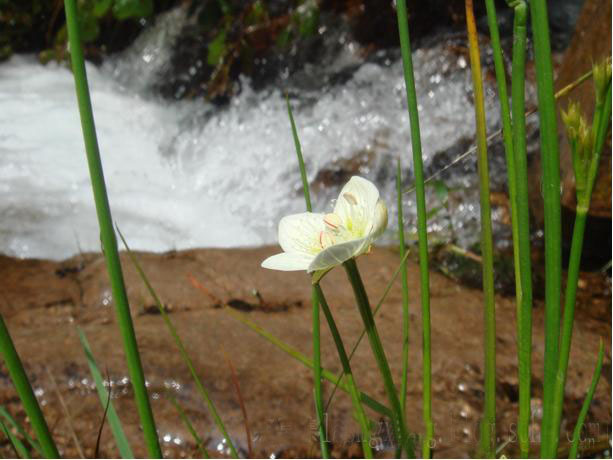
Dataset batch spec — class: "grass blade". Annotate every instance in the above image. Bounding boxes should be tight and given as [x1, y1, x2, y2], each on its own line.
[117, 230, 239, 458]
[0, 314, 58, 458]
[0, 407, 42, 456]
[225, 308, 393, 418]
[286, 96, 329, 457]
[63, 0, 161, 455]
[45, 366, 85, 458]
[465, 1, 497, 456]
[0, 419, 29, 459]
[568, 340, 605, 459]
[167, 394, 210, 459]
[77, 328, 135, 459]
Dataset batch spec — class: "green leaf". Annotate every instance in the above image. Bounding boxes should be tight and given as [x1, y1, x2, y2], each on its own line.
[112, 0, 153, 20]
[77, 328, 135, 459]
[0, 407, 42, 456]
[93, 0, 113, 18]
[77, 9, 100, 43]
[0, 419, 29, 459]
[207, 29, 227, 67]
[296, 3, 319, 38]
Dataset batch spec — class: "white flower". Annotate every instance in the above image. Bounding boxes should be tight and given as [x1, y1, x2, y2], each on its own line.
[261, 176, 388, 273]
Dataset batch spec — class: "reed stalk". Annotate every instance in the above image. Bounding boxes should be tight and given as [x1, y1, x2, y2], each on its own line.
[63, 0, 161, 455]
[527, 2, 562, 453]
[509, 3, 534, 457]
[483, 4, 533, 455]
[286, 97, 329, 457]
[465, 1, 497, 456]
[393, 1, 433, 455]
[397, 160, 410, 416]
[343, 259, 414, 457]
[549, 73, 611, 456]
[0, 315, 59, 458]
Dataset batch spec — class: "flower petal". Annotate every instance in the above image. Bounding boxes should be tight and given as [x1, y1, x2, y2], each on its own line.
[369, 199, 388, 238]
[278, 212, 326, 255]
[333, 176, 380, 225]
[307, 237, 369, 272]
[262, 252, 314, 271]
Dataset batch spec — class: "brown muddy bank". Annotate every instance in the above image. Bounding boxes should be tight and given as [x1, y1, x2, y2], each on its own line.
[0, 247, 610, 458]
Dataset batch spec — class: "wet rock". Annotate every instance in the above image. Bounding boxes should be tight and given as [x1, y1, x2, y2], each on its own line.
[0, 247, 610, 458]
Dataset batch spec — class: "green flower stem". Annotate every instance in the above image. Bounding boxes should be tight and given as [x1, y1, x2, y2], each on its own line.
[527, 2, 562, 454]
[286, 97, 329, 457]
[0, 315, 59, 458]
[568, 340, 605, 459]
[343, 259, 414, 458]
[509, 3, 534, 458]
[396, 160, 410, 416]
[465, 1, 497, 456]
[312, 287, 330, 458]
[394, 1, 433, 455]
[63, 0, 161, 456]
[549, 80, 611, 456]
[314, 285, 373, 458]
[324, 249, 411, 413]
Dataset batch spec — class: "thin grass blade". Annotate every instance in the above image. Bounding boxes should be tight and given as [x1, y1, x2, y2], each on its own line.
[0, 420, 29, 459]
[0, 314, 59, 458]
[167, 394, 210, 459]
[77, 328, 135, 459]
[0, 407, 42, 456]
[225, 308, 393, 418]
[568, 340, 605, 459]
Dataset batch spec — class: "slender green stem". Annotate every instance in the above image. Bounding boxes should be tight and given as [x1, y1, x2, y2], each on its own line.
[550, 80, 611, 456]
[286, 98, 328, 456]
[314, 285, 373, 458]
[568, 340, 604, 459]
[324, 249, 411, 413]
[527, 2, 562, 454]
[0, 315, 59, 458]
[343, 259, 414, 457]
[509, 3, 533, 458]
[394, 2, 432, 455]
[312, 287, 330, 458]
[118, 233, 239, 458]
[465, 1, 497, 456]
[63, 0, 161, 456]
[397, 160, 410, 417]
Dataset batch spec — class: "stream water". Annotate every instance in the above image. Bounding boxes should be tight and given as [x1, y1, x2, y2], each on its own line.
[0, 7, 529, 260]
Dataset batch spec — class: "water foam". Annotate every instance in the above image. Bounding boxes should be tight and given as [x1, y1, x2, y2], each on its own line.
[0, 22, 505, 260]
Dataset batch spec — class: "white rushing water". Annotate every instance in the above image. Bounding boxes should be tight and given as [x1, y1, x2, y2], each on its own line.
[0, 10, 506, 260]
